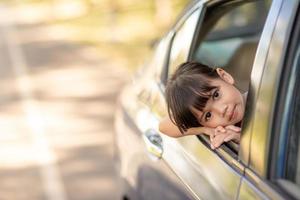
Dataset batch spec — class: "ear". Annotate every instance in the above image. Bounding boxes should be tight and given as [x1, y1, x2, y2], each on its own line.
[216, 68, 234, 84]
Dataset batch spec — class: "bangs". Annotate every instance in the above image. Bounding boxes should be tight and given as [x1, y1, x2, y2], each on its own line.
[187, 75, 217, 112]
[189, 85, 216, 112]
[166, 74, 217, 132]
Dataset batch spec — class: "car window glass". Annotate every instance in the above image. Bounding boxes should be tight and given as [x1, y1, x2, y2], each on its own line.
[135, 35, 171, 83]
[279, 47, 300, 184]
[193, 0, 269, 93]
[271, 45, 300, 199]
[269, 10, 300, 197]
[168, 9, 200, 77]
[152, 35, 173, 82]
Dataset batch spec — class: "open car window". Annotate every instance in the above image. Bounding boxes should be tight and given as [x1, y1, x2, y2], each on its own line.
[189, 0, 270, 153]
[192, 0, 269, 93]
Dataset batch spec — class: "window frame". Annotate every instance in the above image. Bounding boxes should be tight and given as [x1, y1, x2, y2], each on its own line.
[266, 3, 300, 199]
[188, 0, 272, 163]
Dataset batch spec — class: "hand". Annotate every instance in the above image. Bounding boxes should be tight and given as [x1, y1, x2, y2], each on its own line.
[210, 125, 241, 149]
[210, 126, 226, 149]
[223, 125, 241, 143]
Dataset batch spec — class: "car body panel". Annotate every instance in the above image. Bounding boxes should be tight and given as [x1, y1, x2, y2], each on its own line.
[162, 135, 242, 200]
[114, 27, 196, 200]
[115, 102, 195, 200]
[114, 0, 300, 199]
[239, 168, 285, 200]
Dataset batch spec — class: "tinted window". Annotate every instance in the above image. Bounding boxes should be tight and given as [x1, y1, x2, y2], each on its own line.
[205, 2, 268, 41]
[276, 47, 300, 197]
[168, 9, 200, 77]
[193, 0, 269, 92]
[272, 15, 300, 198]
[286, 56, 300, 183]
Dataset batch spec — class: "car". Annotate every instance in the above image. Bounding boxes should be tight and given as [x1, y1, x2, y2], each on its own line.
[114, 0, 300, 199]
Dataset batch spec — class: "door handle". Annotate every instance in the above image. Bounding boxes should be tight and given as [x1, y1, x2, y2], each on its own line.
[143, 129, 163, 159]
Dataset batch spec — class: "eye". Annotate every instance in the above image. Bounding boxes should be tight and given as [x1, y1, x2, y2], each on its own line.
[212, 89, 220, 99]
[204, 112, 212, 121]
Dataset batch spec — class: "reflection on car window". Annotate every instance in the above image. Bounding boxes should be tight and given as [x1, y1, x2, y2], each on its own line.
[206, 2, 267, 41]
[274, 44, 300, 199]
[283, 48, 300, 184]
[193, 0, 270, 93]
[151, 35, 173, 82]
[168, 9, 200, 77]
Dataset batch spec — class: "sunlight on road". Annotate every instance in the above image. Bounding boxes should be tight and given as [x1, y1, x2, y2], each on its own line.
[0, 3, 129, 200]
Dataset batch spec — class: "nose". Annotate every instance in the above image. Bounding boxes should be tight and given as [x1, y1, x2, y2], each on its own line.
[213, 104, 228, 117]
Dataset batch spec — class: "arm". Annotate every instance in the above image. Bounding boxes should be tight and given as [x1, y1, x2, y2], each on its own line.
[159, 116, 213, 138]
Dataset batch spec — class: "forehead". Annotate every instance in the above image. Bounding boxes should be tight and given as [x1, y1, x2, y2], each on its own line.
[210, 78, 226, 86]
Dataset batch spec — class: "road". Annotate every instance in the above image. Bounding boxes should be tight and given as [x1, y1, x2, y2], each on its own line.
[0, 5, 128, 200]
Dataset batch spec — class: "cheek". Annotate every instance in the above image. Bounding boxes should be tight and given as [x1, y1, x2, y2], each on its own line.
[238, 104, 245, 120]
[232, 104, 245, 124]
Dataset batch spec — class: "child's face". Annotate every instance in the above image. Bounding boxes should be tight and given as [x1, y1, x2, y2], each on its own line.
[191, 69, 245, 128]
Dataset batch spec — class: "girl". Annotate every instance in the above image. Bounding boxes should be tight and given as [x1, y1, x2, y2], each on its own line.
[159, 62, 247, 149]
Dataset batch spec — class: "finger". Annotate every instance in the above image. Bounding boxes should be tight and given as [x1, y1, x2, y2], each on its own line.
[210, 143, 216, 150]
[212, 139, 223, 149]
[225, 125, 241, 132]
[210, 131, 217, 143]
[212, 134, 227, 148]
[224, 133, 240, 142]
[214, 129, 224, 136]
[214, 126, 226, 137]
[222, 129, 238, 137]
[210, 133, 214, 143]
[225, 125, 241, 131]
[216, 126, 226, 133]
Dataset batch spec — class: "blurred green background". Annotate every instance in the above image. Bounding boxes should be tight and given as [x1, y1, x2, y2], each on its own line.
[0, 1, 190, 199]
[4, 0, 190, 72]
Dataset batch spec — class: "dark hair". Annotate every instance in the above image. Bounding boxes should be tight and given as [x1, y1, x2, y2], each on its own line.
[165, 61, 219, 134]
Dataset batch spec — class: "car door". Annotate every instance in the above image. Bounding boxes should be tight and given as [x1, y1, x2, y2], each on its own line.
[116, 0, 272, 199]
[114, 11, 198, 200]
[237, 0, 300, 199]
[157, 0, 270, 200]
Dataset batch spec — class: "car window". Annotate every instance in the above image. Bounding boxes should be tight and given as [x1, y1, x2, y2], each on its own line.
[192, 0, 270, 93]
[205, 2, 269, 41]
[167, 9, 201, 77]
[284, 50, 300, 183]
[189, 0, 271, 153]
[152, 34, 174, 83]
[275, 43, 300, 198]
[135, 34, 173, 83]
[269, 11, 300, 198]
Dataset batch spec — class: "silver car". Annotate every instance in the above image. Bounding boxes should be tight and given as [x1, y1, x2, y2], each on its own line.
[114, 0, 300, 199]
